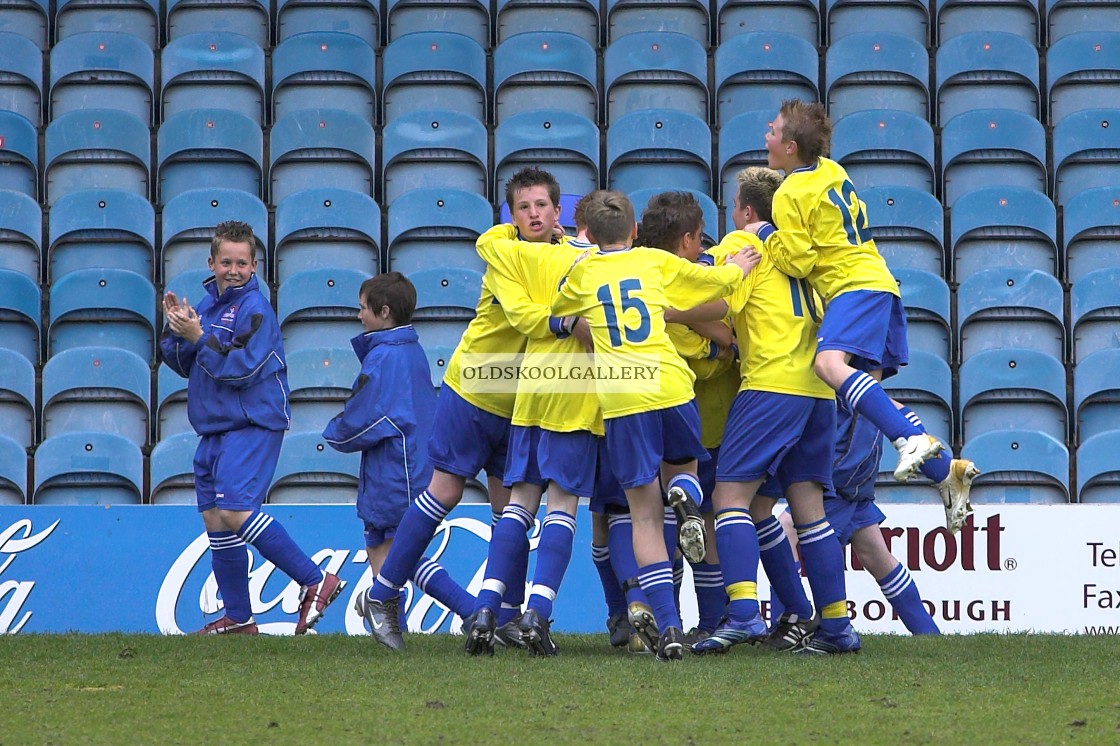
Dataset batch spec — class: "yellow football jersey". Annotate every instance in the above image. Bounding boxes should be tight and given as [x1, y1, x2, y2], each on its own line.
[442, 269, 525, 418]
[666, 307, 740, 448]
[552, 246, 743, 419]
[716, 231, 834, 400]
[764, 157, 898, 302]
[474, 224, 603, 435]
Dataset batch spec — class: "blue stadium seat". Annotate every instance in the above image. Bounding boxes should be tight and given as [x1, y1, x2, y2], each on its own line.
[860, 185, 944, 276]
[45, 109, 149, 207]
[48, 268, 157, 362]
[631, 187, 720, 247]
[716, 0, 819, 45]
[160, 188, 268, 285]
[940, 109, 1046, 208]
[0, 269, 40, 364]
[269, 431, 359, 504]
[0, 0, 49, 50]
[1071, 269, 1120, 365]
[960, 429, 1070, 504]
[959, 348, 1067, 444]
[494, 109, 600, 199]
[882, 349, 953, 440]
[718, 109, 774, 212]
[157, 108, 263, 205]
[936, 0, 1041, 45]
[825, 32, 929, 122]
[831, 109, 935, 193]
[0, 190, 41, 279]
[410, 266, 481, 384]
[1048, 0, 1120, 45]
[422, 337, 460, 388]
[0, 110, 39, 200]
[935, 31, 1040, 126]
[287, 346, 361, 434]
[49, 31, 153, 123]
[0, 31, 43, 125]
[1063, 187, 1120, 284]
[826, 0, 929, 46]
[276, 0, 380, 48]
[385, 0, 490, 47]
[48, 189, 155, 282]
[166, 0, 269, 48]
[149, 431, 200, 504]
[161, 31, 265, 123]
[494, 32, 598, 125]
[55, 0, 160, 47]
[956, 267, 1065, 363]
[269, 108, 374, 206]
[156, 362, 190, 439]
[495, 0, 599, 45]
[387, 188, 490, 276]
[1053, 109, 1120, 207]
[1074, 349, 1120, 445]
[382, 32, 486, 125]
[382, 109, 489, 204]
[715, 31, 819, 127]
[275, 188, 380, 284]
[604, 32, 708, 127]
[272, 32, 376, 123]
[1078, 432, 1120, 503]
[1047, 32, 1120, 125]
[278, 267, 372, 352]
[893, 268, 950, 360]
[949, 187, 1057, 281]
[42, 347, 151, 447]
[33, 431, 143, 505]
[605, 0, 710, 45]
[0, 349, 34, 449]
[607, 109, 711, 195]
[0, 434, 27, 505]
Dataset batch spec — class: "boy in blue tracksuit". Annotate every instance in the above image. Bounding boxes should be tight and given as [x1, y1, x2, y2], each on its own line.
[323, 272, 475, 650]
[161, 220, 343, 635]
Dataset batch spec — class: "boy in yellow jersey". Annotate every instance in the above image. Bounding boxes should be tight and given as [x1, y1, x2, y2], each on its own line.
[552, 191, 759, 661]
[681, 169, 858, 656]
[462, 192, 602, 657]
[757, 100, 977, 530]
[638, 191, 740, 643]
[361, 167, 563, 652]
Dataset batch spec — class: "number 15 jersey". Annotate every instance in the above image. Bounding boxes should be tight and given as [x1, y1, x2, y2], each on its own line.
[551, 246, 743, 419]
[765, 156, 898, 303]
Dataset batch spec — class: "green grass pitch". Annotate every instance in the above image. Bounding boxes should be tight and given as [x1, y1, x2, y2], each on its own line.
[3, 633, 1118, 745]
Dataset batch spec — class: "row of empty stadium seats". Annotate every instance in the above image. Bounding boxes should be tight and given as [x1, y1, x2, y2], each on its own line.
[4, 103, 1120, 214]
[9, 27, 1120, 129]
[4, 424, 1117, 506]
[3, 0, 1117, 50]
[7, 182, 1119, 287]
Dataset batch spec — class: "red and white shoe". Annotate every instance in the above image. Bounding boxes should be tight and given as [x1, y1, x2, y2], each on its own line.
[194, 616, 259, 635]
[295, 572, 345, 635]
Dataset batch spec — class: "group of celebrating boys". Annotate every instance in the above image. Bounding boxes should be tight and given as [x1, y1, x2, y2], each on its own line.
[162, 100, 979, 658]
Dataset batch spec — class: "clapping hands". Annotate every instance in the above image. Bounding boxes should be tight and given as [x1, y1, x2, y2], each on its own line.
[163, 292, 203, 344]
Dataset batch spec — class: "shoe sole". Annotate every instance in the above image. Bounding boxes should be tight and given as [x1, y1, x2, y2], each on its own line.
[677, 517, 707, 565]
[298, 578, 346, 635]
[893, 438, 943, 483]
[464, 624, 495, 657]
[522, 630, 558, 657]
[628, 609, 659, 653]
